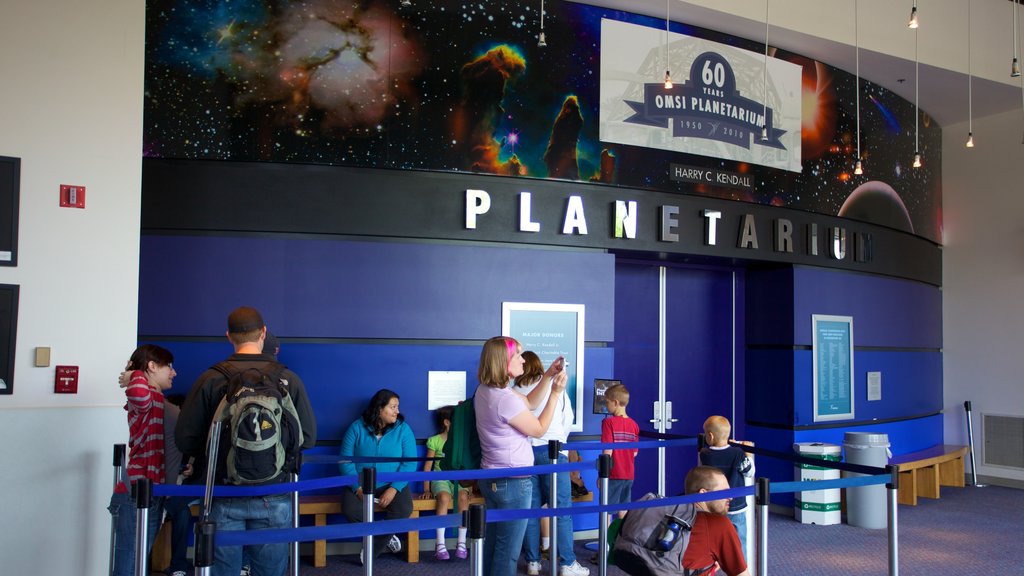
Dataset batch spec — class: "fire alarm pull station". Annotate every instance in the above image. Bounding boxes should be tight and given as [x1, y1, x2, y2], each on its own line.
[55, 365, 79, 394]
[59, 185, 86, 208]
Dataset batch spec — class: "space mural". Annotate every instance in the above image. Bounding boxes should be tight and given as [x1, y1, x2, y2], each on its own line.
[144, 0, 942, 244]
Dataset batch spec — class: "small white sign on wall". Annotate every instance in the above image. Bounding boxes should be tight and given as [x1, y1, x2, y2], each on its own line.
[867, 371, 882, 401]
[427, 371, 467, 410]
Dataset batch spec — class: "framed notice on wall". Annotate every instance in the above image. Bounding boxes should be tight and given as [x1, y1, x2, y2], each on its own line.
[812, 315, 854, 422]
[0, 284, 19, 394]
[502, 302, 585, 431]
[0, 156, 20, 266]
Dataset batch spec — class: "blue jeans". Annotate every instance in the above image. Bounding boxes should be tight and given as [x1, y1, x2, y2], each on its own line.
[209, 494, 292, 576]
[164, 496, 194, 573]
[108, 491, 164, 576]
[482, 476, 533, 576]
[729, 508, 748, 561]
[524, 451, 576, 566]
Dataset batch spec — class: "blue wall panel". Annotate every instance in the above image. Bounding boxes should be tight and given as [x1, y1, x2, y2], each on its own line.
[792, 267, 941, 348]
[140, 235, 615, 341]
[745, 349, 796, 427]
[745, 268, 795, 346]
[792, 413, 944, 456]
[792, 350, 942, 426]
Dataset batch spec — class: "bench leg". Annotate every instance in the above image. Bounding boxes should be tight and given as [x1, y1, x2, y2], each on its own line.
[917, 465, 941, 499]
[407, 511, 420, 563]
[898, 470, 917, 505]
[314, 513, 327, 568]
[939, 457, 966, 488]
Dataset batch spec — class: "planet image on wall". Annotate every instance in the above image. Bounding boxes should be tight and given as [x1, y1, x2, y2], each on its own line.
[838, 181, 914, 234]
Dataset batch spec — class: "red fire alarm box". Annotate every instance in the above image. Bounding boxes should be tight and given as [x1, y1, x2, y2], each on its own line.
[55, 365, 79, 394]
[59, 185, 86, 208]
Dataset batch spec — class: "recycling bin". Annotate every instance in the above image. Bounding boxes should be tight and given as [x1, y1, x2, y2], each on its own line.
[793, 442, 841, 525]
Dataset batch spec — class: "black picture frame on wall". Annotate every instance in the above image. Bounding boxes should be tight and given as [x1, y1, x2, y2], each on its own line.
[0, 156, 20, 267]
[0, 284, 18, 394]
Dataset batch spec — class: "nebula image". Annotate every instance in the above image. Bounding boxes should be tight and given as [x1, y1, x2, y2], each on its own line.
[143, 0, 941, 243]
[544, 96, 584, 179]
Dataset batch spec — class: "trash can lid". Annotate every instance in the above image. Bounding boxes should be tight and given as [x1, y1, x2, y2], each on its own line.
[843, 432, 890, 447]
[793, 442, 842, 455]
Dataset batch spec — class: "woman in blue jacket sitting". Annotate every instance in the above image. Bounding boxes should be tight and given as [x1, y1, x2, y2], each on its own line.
[340, 388, 417, 563]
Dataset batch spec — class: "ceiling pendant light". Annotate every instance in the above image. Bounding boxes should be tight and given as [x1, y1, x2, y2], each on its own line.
[854, 0, 863, 174]
[663, 0, 673, 89]
[913, 23, 922, 168]
[761, 0, 770, 141]
[1013, 0, 1021, 77]
[908, 0, 919, 29]
[967, 0, 975, 148]
[538, 0, 547, 47]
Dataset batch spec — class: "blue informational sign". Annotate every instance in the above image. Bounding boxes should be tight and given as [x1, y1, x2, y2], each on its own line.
[502, 302, 585, 431]
[812, 315, 855, 422]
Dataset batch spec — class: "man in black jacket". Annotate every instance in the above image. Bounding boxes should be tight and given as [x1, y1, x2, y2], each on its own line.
[176, 306, 317, 576]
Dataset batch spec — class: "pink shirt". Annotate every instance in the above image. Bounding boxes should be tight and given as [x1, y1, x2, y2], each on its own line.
[474, 384, 534, 471]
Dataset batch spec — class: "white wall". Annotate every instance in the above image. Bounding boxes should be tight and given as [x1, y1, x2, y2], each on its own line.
[941, 107, 1024, 483]
[0, 1, 144, 574]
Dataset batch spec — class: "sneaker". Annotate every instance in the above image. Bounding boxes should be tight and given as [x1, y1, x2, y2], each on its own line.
[359, 547, 365, 565]
[172, 572, 188, 576]
[561, 561, 591, 576]
[386, 534, 403, 554]
[240, 566, 251, 576]
[455, 542, 468, 559]
[527, 561, 542, 576]
[435, 544, 451, 560]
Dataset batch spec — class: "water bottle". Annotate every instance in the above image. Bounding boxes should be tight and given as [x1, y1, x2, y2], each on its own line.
[656, 515, 684, 550]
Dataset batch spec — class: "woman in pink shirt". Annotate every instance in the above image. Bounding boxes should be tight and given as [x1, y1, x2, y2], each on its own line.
[474, 336, 566, 576]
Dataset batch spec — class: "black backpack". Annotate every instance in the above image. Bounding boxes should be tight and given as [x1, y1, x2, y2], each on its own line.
[613, 493, 713, 576]
[211, 361, 303, 485]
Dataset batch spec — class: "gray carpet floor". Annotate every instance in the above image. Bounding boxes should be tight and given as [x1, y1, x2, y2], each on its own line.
[291, 484, 1023, 575]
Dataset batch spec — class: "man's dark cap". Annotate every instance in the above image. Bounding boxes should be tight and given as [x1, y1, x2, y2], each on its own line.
[264, 330, 280, 358]
[227, 306, 265, 333]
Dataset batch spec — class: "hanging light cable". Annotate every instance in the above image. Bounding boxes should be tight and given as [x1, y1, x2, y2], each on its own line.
[538, 0, 547, 47]
[967, 0, 975, 148]
[761, 0, 770, 141]
[913, 25, 922, 167]
[1013, 0, 1020, 77]
[908, 0, 919, 29]
[664, 0, 673, 88]
[854, 0, 863, 174]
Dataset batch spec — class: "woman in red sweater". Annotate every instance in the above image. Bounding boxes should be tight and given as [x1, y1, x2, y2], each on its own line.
[109, 344, 176, 576]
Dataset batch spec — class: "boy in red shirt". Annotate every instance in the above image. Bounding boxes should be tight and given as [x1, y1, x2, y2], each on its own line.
[601, 383, 639, 519]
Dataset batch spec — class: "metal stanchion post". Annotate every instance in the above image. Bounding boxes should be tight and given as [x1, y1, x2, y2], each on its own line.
[290, 470, 300, 576]
[697, 433, 706, 461]
[548, 439, 560, 575]
[886, 465, 900, 576]
[362, 467, 376, 576]
[469, 503, 486, 576]
[755, 477, 769, 576]
[109, 444, 126, 576]
[597, 454, 611, 576]
[134, 477, 152, 576]
[194, 420, 222, 576]
[964, 401, 986, 487]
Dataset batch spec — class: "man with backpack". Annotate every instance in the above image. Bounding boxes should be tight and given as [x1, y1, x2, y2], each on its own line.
[613, 466, 748, 576]
[176, 306, 317, 576]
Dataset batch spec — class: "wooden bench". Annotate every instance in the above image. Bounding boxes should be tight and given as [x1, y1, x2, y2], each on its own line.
[301, 490, 593, 567]
[890, 445, 969, 506]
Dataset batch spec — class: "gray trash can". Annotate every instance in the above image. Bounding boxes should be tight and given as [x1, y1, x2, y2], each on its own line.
[842, 432, 891, 529]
